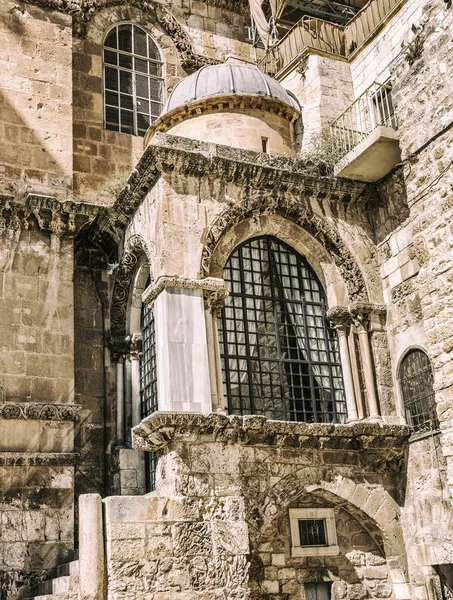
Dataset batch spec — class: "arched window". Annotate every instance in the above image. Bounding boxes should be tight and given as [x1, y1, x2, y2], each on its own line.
[139, 299, 157, 491]
[219, 236, 347, 423]
[104, 24, 163, 137]
[400, 349, 438, 433]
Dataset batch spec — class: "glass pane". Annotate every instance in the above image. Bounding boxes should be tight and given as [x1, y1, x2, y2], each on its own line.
[105, 106, 119, 125]
[118, 24, 132, 53]
[135, 58, 148, 73]
[119, 70, 133, 95]
[134, 26, 148, 57]
[136, 99, 149, 114]
[148, 37, 160, 60]
[150, 79, 162, 101]
[149, 62, 162, 77]
[119, 53, 133, 70]
[137, 112, 150, 131]
[136, 74, 149, 99]
[105, 28, 117, 49]
[104, 49, 117, 66]
[105, 91, 118, 106]
[105, 67, 118, 91]
[120, 94, 133, 110]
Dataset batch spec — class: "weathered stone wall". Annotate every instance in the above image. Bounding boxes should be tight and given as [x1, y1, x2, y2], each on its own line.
[0, 1, 73, 200]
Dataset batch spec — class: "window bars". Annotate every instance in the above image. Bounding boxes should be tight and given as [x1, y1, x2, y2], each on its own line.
[298, 519, 328, 547]
[219, 236, 347, 423]
[103, 24, 163, 137]
[400, 349, 439, 434]
[330, 81, 397, 157]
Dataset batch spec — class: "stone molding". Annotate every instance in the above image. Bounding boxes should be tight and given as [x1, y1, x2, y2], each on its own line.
[132, 412, 410, 473]
[0, 194, 99, 235]
[0, 452, 78, 466]
[16, 0, 225, 68]
[327, 303, 387, 329]
[89, 133, 371, 252]
[142, 275, 228, 306]
[0, 402, 81, 421]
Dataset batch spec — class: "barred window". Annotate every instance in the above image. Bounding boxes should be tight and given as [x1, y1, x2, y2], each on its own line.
[219, 236, 346, 423]
[139, 299, 158, 491]
[299, 519, 327, 547]
[104, 24, 163, 137]
[400, 349, 438, 433]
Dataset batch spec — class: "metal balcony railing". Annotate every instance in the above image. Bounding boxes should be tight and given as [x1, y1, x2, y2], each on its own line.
[330, 81, 397, 157]
[258, 0, 407, 77]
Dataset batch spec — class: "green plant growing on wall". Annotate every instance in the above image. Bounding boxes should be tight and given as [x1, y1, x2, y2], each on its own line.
[98, 171, 130, 201]
[301, 129, 344, 176]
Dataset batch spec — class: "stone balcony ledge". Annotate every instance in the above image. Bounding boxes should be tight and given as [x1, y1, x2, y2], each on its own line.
[132, 411, 410, 459]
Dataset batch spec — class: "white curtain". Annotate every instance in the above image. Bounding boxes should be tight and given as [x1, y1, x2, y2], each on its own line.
[248, 0, 290, 48]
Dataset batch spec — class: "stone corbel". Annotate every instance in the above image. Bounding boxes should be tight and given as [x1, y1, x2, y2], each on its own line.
[142, 275, 228, 306]
[127, 332, 143, 360]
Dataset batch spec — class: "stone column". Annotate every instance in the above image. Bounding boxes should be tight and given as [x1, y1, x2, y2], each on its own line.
[143, 276, 225, 414]
[351, 303, 381, 421]
[79, 493, 105, 600]
[327, 307, 358, 422]
[203, 283, 229, 413]
[115, 357, 125, 443]
[129, 333, 142, 427]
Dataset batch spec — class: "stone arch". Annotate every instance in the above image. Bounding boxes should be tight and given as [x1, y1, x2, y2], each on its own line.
[110, 234, 150, 353]
[201, 194, 369, 304]
[257, 469, 408, 581]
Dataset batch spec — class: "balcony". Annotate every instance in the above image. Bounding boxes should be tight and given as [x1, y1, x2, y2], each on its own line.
[330, 81, 401, 182]
[258, 0, 407, 78]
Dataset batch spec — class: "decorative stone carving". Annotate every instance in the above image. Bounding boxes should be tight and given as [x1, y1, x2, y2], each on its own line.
[0, 194, 99, 234]
[203, 286, 229, 316]
[0, 452, 78, 466]
[142, 275, 228, 307]
[132, 412, 410, 465]
[110, 235, 149, 357]
[350, 302, 387, 332]
[128, 332, 143, 359]
[0, 402, 81, 421]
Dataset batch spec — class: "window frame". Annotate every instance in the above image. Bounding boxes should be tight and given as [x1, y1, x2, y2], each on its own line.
[289, 508, 339, 557]
[398, 347, 439, 435]
[103, 22, 165, 137]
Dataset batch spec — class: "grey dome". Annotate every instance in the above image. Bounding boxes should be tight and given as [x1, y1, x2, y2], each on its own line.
[164, 64, 300, 114]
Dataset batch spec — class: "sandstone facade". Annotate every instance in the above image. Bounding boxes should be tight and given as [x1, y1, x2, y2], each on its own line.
[0, 0, 452, 598]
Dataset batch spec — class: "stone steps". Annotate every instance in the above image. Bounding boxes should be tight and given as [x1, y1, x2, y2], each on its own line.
[28, 560, 79, 600]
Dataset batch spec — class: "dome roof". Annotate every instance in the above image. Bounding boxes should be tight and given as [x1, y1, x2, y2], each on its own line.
[163, 63, 300, 114]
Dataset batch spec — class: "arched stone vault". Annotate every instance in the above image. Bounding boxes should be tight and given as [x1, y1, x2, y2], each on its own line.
[253, 470, 408, 580]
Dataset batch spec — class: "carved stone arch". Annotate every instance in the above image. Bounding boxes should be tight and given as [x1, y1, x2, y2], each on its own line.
[110, 234, 150, 356]
[256, 469, 408, 579]
[201, 192, 369, 303]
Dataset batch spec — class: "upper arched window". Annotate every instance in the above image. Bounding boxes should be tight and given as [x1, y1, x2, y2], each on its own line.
[400, 349, 438, 433]
[104, 24, 163, 137]
[218, 236, 347, 423]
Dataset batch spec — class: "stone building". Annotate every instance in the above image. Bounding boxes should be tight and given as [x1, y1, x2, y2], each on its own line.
[0, 0, 452, 597]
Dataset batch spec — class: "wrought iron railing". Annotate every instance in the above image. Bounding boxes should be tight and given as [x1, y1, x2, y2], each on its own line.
[258, 0, 407, 76]
[330, 81, 397, 157]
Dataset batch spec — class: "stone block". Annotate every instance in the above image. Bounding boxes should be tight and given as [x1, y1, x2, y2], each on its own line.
[211, 520, 249, 555]
[172, 522, 212, 556]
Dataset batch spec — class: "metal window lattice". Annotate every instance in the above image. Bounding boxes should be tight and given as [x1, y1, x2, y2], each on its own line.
[298, 519, 327, 547]
[139, 300, 158, 492]
[219, 236, 347, 423]
[400, 350, 438, 433]
[103, 24, 163, 137]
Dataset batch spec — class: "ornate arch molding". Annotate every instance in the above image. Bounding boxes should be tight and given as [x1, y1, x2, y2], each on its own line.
[258, 470, 408, 577]
[110, 234, 150, 357]
[22, 0, 220, 69]
[200, 192, 368, 302]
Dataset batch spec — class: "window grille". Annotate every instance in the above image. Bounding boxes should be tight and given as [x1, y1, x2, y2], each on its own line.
[219, 236, 347, 423]
[139, 299, 158, 492]
[298, 519, 327, 546]
[304, 583, 332, 600]
[103, 24, 163, 137]
[400, 349, 438, 433]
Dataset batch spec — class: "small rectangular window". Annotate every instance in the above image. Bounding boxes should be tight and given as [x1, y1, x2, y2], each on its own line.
[261, 136, 268, 153]
[304, 582, 332, 600]
[298, 519, 327, 547]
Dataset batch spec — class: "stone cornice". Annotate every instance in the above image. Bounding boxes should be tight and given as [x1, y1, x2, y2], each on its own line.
[88, 133, 372, 246]
[0, 403, 81, 421]
[0, 194, 100, 235]
[132, 412, 410, 473]
[142, 275, 228, 305]
[0, 452, 78, 466]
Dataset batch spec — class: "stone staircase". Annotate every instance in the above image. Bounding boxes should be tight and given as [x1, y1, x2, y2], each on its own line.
[29, 560, 79, 600]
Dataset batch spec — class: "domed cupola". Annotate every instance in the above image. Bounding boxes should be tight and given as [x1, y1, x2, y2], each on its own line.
[145, 63, 301, 155]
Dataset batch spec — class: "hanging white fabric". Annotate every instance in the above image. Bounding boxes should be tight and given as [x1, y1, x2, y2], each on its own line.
[248, 0, 289, 48]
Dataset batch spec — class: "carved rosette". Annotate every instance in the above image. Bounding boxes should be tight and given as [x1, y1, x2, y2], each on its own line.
[0, 403, 81, 421]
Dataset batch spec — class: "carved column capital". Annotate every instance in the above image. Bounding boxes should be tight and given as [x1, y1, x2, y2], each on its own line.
[349, 302, 386, 333]
[110, 336, 129, 362]
[203, 286, 229, 317]
[127, 333, 143, 360]
[326, 306, 352, 333]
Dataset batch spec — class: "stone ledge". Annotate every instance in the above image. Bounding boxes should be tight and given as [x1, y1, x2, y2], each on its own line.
[0, 452, 79, 466]
[132, 412, 410, 472]
[0, 403, 81, 421]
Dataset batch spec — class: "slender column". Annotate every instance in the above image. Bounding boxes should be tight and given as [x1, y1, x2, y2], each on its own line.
[348, 330, 365, 420]
[203, 286, 229, 413]
[79, 493, 105, 600]
[351, 306, 381, 420]
[116, 358, 125, 442]
[327, 307, 358, 422]
[129, 333, 142, 427]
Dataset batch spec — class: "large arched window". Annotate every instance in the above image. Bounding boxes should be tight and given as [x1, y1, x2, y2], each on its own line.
[219, 236, 346, 423]
[104, 24, 163, 137]
[400, 349, 438, 433]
